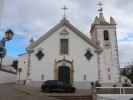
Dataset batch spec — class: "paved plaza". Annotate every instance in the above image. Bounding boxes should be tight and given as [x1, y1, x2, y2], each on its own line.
[0, 83, 58, 100]
[0, 83, 93, 100]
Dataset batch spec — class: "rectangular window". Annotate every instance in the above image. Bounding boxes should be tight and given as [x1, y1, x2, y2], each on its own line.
[104, 30, 109, 41]
[60, 39, 69, 55]
[41, 74, 44, 80]
[108, 74, 111, 80]
[107, 68, 110, 72]
[83, 74, 87, 81]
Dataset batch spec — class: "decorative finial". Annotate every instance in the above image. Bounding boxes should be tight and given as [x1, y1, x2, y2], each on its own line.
[61, 5, 68, 18]
[30, 37, 34, 43]
[97, 1, 103, 15]
[28, 33, 34, 43]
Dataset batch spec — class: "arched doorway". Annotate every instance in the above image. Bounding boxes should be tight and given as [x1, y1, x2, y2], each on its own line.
[54, 58, 74, 83]
[58, 66, 70, 83]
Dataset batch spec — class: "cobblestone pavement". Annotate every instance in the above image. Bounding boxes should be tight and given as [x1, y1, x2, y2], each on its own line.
[0, 83, 58, 100]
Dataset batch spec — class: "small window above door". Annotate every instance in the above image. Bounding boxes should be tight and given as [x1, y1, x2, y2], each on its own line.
[60, 39, 69, 55]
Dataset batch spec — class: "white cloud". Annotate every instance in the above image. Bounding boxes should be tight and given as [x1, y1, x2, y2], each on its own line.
[0, 0, 133, 66]
[119, 41, 133, 67]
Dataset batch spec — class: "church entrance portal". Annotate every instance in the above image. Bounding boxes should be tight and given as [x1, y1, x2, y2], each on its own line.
[58, 66, 70, 83]
[54, 58, 74, 83]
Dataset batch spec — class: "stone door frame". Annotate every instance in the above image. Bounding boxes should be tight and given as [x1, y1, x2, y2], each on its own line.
[54, 58, 74, 83]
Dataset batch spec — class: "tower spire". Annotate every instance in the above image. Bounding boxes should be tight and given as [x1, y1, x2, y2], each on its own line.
[97, 1, 103, 16]
[97, 1, 106, 23]
[28, 33, 34, 44]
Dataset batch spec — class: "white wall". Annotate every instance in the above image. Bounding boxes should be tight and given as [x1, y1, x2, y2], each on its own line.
[0, 71, 16, 83]
[29, 26, 98, 84]
[18, 54, 28, 81]
[95, 25, 120, 83]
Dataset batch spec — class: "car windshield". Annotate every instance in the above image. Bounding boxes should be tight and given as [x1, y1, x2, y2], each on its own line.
[57, 81, 63, 85]
[45, 80, 61, 84]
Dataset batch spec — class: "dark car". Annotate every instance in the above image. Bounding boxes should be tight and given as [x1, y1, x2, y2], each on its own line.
[41, 80, 76, 93]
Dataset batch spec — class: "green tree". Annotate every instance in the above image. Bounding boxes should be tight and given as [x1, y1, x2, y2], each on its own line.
[11, 60, 18, 70]
[121, 65, 133, 83]
[129, 98, 133, 100]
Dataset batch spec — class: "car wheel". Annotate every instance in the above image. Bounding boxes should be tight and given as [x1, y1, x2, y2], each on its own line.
[70, 88, 76, 93]
[41, 89, 45, 92]
[72, 88, 76, 93]
[65, 88, 73, 93]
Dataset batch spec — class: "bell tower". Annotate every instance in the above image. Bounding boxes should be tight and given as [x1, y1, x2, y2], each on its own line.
[90, 2, 120, 83]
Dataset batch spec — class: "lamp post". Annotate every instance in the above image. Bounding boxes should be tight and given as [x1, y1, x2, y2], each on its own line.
[18, 68, 22, 83]
[0, 29, 14, 68]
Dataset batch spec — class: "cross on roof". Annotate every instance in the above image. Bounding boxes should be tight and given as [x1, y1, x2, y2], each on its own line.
[61, 6, 68, 17]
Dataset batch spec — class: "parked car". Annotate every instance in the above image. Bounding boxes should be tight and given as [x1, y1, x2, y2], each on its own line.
[41, 80, 76, 93]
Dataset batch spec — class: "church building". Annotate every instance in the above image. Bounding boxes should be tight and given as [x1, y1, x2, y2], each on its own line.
[18, 6, 120, 89]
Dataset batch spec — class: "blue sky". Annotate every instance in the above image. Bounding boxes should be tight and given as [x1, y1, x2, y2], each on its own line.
[6, 34, 27, 57]
[1, 0, 133, 67]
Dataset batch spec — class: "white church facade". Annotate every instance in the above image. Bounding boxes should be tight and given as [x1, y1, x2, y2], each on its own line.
[18, 9, 120, 88]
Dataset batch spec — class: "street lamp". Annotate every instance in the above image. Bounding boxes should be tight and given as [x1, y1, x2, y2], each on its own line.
[5, 29, 14, 40]
[0, 29, 14, 68]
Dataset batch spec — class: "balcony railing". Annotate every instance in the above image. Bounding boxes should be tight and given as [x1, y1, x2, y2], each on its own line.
[96, 87, 133, 94]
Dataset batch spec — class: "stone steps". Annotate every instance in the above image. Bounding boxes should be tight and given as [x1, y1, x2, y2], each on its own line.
[50, 95, 93, 100]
